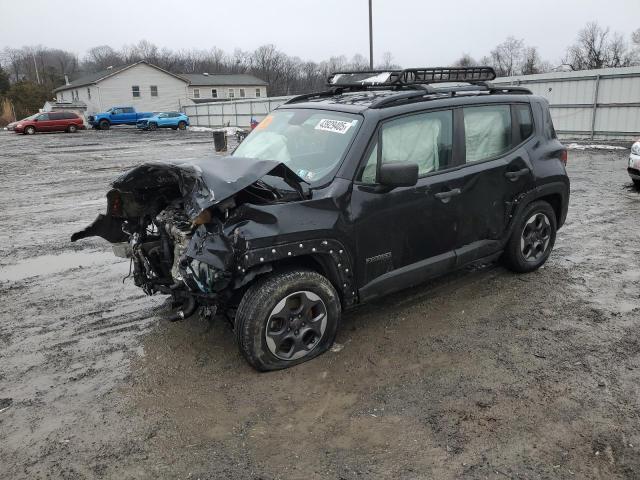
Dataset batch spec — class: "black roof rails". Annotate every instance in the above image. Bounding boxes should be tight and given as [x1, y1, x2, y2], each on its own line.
[327, 66, 496, 87]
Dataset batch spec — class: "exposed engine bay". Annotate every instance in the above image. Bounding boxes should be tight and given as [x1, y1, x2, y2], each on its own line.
[71, 156, 309, 320]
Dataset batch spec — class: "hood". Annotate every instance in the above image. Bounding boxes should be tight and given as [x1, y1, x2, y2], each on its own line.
[112, 156, 308, 219]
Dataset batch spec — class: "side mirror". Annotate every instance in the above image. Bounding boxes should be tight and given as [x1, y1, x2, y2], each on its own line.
[378, 162, 419, 188]
[33, 118, 38, 122]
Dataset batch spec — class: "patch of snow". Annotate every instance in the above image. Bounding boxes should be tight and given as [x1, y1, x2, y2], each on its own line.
[565, 143, 627, 151]
[188, 126, 243, 134]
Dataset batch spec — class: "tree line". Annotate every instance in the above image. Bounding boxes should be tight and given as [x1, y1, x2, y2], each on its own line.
[1, 21, 639, 123]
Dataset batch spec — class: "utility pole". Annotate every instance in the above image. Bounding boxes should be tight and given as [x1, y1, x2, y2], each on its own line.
[32, 53, 40, 85]
[368, 0, 373, 69]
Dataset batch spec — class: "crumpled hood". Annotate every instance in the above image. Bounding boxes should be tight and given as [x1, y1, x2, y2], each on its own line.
[112, 156, 307, 219]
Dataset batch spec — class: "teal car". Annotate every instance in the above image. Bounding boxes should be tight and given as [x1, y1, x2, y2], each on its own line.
[136, 112, 190, 131]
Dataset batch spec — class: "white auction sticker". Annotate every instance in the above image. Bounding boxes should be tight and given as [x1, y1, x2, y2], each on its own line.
[315, 119, 356, 134]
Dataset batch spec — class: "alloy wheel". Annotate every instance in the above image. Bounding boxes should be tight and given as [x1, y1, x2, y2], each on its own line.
[264, 291, 328, 361]
[520, 212, 551, 262]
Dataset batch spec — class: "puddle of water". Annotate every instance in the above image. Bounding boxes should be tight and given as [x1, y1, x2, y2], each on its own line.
[0, 251, 120, 282]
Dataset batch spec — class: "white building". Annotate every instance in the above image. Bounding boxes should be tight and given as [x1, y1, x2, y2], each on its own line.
[181, 73, 268, 102]
[53, 61, 190, 115]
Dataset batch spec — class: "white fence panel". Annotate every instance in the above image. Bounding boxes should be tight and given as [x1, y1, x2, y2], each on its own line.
[494, 66, 640, 140]
[182, 96, 294, 128]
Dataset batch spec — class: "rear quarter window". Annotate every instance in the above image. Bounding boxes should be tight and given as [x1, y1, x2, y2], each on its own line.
[514, 104, 534, 141]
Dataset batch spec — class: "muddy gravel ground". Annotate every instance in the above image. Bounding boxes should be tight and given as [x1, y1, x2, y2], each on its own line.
[1, 128, 639, 480]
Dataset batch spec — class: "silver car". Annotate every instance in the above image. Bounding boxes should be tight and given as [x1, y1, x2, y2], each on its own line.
[630, 140, 640, 188]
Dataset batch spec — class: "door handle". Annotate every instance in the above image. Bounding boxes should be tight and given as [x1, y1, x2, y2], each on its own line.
[434, 188, 461, 203]
[505, 168, 530, 181]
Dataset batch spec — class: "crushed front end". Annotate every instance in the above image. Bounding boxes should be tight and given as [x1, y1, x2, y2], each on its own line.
[72, 156, 309, 320]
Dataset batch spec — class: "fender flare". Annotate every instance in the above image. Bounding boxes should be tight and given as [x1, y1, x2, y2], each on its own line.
[503, 181, 569, 245]
[238, 239, 357, 306]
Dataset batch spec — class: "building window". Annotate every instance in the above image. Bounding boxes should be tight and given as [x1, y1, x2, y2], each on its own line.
[150, 85, 158, 97]
[75, 90, 79, 100]
[87, 88, 91, 100]
[211, 88, 217, 98]
[60, 92, 64, 101]
[132, 85, 140, 98]
[239, 88, 246, 98]
[255, 88, 261, 98]
[193, 88, 200, 99]
[228, 88, 235, 99]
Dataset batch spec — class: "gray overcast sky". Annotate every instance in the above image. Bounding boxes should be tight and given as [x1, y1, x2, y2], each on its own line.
[1, 0, 639, 66]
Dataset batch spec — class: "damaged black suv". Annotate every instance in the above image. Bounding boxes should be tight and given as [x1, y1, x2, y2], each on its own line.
[73, 67, 569, 371]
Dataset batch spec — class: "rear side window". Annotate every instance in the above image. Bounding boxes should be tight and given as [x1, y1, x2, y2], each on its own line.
[464, 105, 512, 163]
[514, 104, 534, 141]
[124, 107, 135, 113]
[49, 112, 65, 120]
[545, 108, 557, 139]
[361, 109, 453, 183]
[62, 112, 77, 119]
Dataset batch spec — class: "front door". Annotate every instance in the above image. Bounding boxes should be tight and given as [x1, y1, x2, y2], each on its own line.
[35, 113, 54, 131]
[350, 108, 463, 301]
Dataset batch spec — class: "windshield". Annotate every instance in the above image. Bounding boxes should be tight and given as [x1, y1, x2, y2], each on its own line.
[20, 113, 40, 121]
[232, 109, 360, 184]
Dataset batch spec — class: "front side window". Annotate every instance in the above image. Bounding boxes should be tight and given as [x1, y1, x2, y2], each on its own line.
[211, 88, 217, 98]
[37, 113, 49, 121]
[360, 110, 453, 183]
[132, 85, 140, 98]
[255, 88, 261, 98]
[150, 85, 158, 97]
[464, 105, 512, 163]
[124, 107, 135, 113]
[233, 109, 360, 184]
[228, 88, 235, 98]
[193, 88, 200, 98]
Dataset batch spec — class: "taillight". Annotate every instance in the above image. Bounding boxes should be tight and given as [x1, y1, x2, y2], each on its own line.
[560, 150, 568, 166]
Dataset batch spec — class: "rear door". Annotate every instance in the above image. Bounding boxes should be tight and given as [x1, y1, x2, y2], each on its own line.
[351, 108, 466, 300]
[48, 112, 67, 131]
[453, 103, 536, 265]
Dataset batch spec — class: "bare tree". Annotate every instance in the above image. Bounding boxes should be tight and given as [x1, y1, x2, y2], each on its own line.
[451, 53, 477, 68]
[563, 22, 633, 70]
[489, 36, 524, 76]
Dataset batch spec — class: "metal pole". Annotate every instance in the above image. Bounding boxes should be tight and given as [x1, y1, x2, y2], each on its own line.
[590, 74, 601, 140]
[32, 53, 40, 85]
[368, 0, 373, 69]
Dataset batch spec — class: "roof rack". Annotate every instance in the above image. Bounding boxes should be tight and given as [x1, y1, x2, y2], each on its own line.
[327, 66, 496, 87]
[284, 66, 531, 107]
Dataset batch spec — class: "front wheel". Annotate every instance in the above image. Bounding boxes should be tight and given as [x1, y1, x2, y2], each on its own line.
[24, 126, 36, 135]
[235, 269, 341, 371]
[177, 121, 187, 130]
[99, 120, 110, 130]
[633, 178, 640, 189]
[502, 200, 557, 273]
[148, 122, 158, 131]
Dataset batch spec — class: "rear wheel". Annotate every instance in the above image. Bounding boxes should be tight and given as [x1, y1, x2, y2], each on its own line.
[99, 120, 110, 130]
[24, 126, 36, 135]
[633, 179, 640, 189]
[148, 122, 158, 131]
[67, 124, 78, 133]
[235, 269, 341, 371]
[503, 200, 557, 273]
[178, 121, 187, 130]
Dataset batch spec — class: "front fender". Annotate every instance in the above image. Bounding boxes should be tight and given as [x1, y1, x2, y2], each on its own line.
[240, 239, 357, 306]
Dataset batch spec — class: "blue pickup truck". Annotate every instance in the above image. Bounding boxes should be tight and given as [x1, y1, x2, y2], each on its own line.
[89, 107, 153, 130]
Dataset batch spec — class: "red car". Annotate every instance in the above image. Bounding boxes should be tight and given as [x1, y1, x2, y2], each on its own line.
[14, 111, 86, 135]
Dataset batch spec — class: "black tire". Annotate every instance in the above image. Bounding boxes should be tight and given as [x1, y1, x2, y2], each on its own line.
[67, 124, 78, 133]
[177, 121, 187, 130]
[235, 269, 341, 371]
[148, 122, 158, 131]
[633, 179, 640, 189]
[24, 126, 36, 135]
[171, 126, 177, 130]
[99, 119, 110, 130]
[503, 200, 557, 273]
